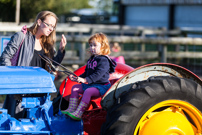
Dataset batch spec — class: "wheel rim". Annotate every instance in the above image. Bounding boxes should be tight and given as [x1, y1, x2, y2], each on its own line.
[134, 100, 202, 135]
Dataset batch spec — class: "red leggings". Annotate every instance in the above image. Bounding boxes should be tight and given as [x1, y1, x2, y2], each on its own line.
[70, 84, 101, 104]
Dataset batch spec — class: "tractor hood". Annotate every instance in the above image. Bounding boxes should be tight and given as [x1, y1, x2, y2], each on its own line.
[0, 66, 56, 94]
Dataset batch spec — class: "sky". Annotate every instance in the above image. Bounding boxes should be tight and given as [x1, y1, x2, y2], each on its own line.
[88, 0, 100, 7]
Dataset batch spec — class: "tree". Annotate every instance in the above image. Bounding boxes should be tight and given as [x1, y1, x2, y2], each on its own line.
[0, 0, 92, 22]
[0, 0, 16, 22]
[97, 0, 113, 13]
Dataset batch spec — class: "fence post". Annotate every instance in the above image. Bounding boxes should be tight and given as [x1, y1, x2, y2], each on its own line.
[15, 0, 21, 25]
[79, 42, 86, 63]
[161, 45, 167, 63]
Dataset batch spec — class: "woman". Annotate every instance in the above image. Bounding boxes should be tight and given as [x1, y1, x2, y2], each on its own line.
[0, 10, 66, 69]
[0, 11, 67, 118]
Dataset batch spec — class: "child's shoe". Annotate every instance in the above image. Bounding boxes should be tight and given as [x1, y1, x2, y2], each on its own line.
[61, 97, 79, 115]
[67, 101, 88, 120]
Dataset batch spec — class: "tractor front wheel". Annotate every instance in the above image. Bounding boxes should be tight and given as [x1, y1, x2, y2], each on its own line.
[101, 76, 202, 135]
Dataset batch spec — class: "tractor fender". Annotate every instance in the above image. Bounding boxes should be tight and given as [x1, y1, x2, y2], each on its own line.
[101, 63, 202, 110]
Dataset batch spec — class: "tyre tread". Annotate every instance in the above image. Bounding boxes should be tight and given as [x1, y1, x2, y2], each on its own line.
[101, 76, 202, 135]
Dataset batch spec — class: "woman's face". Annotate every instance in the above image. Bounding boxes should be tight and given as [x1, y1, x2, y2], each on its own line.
[38, 15, 56, 36]
[89, 39, 101, 56]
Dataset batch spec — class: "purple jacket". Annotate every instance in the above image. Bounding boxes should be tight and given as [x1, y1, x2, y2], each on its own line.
[80, 55, 117, 84]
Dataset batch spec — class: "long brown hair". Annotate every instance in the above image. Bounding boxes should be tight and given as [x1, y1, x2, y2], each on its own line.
[88, 33, 111, 56]
[27, 11, 58, 71]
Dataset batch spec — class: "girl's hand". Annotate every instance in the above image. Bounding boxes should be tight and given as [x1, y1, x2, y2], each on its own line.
[77, 77, 87, 83]
[59, 34, 67, 52]
[69, 74, 77, 82]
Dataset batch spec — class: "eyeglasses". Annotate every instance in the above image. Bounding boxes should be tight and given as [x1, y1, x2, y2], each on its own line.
[42, 21, 56, 30]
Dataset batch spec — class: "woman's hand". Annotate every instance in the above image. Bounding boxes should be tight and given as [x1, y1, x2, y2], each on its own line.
[59, 34, 67, 52]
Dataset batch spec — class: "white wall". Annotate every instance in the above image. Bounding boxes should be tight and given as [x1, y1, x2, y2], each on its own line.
[125, 5, 169, 28]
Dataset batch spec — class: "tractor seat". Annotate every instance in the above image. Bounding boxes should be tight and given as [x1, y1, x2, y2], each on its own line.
[89, 78, 119, 109]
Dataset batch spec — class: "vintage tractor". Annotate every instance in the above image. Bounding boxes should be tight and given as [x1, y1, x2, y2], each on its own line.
[58, 62, 202, 135]
[0, 59, 202, 134]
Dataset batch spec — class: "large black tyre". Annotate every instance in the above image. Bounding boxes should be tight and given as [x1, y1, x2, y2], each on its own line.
[101, 76, 202, 135]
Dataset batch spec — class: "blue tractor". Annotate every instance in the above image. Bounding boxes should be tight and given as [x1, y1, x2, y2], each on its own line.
[0, 66, 83, 135]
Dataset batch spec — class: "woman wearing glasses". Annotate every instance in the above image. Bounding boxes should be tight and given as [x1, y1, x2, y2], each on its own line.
[0, 11, 67, 118]
[0, 10, 66, 70]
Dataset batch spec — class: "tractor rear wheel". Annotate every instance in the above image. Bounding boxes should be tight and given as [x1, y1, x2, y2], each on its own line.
[101, 76, 202, 135]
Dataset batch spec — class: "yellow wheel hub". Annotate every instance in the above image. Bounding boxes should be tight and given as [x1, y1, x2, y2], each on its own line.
[134, 100, 202, 135]
[140, 111, 194, 135]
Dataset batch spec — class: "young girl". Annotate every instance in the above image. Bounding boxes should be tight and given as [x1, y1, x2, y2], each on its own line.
[110, 42, 125, 64]
[62, 33, 116, 120]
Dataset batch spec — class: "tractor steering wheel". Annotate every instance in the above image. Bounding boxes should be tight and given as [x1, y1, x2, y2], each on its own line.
[37, 53, 78, 77]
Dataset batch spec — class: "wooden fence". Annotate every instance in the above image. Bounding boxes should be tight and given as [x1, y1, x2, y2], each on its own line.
[1, 23, 202, 70]
[61, 35, 202, 65]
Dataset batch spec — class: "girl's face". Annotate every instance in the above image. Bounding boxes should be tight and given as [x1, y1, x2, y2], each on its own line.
[89, 39, 101, 56]
[38, 15, 56, 36]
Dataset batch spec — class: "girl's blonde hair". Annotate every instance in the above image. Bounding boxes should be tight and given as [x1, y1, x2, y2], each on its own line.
[88, 33, 111, 56]
[27, 11, 58, 71]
